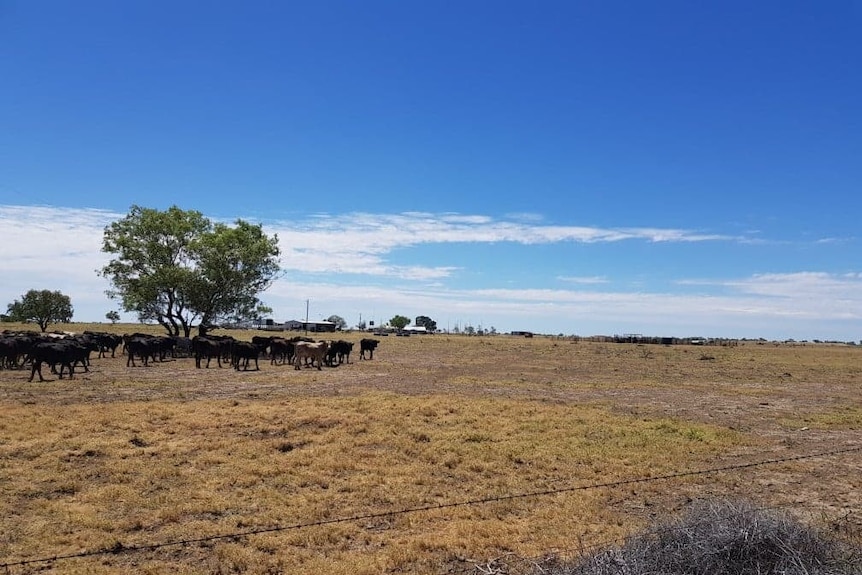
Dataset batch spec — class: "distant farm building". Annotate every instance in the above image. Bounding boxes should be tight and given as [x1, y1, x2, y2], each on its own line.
[402, 326, 428, 335]
[286, 320, 337, 333]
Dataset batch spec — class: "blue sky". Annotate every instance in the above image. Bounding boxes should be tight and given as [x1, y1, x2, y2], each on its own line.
[1, 1, 860, 340]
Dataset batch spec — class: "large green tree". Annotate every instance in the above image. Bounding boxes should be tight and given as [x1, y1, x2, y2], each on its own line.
[6, 289, 74, 332]
[100, 205, 281, 336]
[389, 314, 411, 330]
[414, 315, 437, 332]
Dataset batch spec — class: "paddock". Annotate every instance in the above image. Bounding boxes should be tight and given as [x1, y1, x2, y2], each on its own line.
[1, 325, 860, 574]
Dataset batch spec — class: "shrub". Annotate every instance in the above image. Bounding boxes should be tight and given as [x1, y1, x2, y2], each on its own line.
[546, 499, 862, 575]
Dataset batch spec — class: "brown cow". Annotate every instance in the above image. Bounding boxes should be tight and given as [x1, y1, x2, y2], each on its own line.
[293, 341, 329, 370]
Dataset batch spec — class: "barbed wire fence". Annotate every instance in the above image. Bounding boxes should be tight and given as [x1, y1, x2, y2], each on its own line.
[2, 445, 861, 573]
[454, 497, 861, 575]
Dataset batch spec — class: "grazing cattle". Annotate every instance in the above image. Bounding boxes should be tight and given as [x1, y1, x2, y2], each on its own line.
[0, 332, 39, 370]
[122, 333, 152, 355]
[83, 331, 123, 358]
[251, 335, 276, 357]
[65, 337, 98, 373]
[286, 336, 315, 367]
[151, 335, 176, 361]
[121, 333, 176, 366]
[172, 336, 193, 358]
[0, 336, 27, 369]
[324, 344, 339, 367]
[45, 331, 75, 340]
[25, 335, 97, 375]
[268, 337, 295, 366]
[192, 335, 234, 368]
[359, 338, 379, 360]
[27, 341, 77, 382]
[0, 337, 17, 369]
[293, 340, 329, 370]
[326, 340, 354, 366]
[125, 336, 156, 367]
[231, 341, 260, 371]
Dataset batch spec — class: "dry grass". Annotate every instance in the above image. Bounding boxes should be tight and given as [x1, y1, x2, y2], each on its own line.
[1, 323, 860, 574]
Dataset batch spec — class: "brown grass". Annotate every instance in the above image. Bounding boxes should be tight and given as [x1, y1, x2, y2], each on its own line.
[1, 323, 860, 574]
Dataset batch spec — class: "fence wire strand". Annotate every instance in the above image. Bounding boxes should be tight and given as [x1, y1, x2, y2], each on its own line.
[2, 444, 860, 570]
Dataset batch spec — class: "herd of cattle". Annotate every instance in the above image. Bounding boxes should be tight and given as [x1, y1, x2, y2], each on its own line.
[0, 330, 381, 382]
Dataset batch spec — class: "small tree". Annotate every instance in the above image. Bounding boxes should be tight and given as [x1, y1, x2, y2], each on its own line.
[105, 310, 121, 324]
[326, 315, 347, 330]
[389, 315, 411, 330]
[6, 289, 74, 332]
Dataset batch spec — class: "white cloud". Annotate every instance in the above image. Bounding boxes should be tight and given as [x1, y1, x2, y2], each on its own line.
[1, 204, 857, 340]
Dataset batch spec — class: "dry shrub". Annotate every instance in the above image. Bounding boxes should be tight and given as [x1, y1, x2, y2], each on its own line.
[548, 498, 862, 575]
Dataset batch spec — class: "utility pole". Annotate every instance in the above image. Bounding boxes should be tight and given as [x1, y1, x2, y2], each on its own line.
[305, 299, 309, 334]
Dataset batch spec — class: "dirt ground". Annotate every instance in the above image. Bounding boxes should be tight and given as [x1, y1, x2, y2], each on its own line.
[3, 332, 859, 490]
[2, 329, 861, 571]
[4, 331, 858, 437]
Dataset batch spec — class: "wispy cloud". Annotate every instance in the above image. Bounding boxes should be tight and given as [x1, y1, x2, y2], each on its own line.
[268, 211, 736, 278]
[558, 276, 610, 285]
[680, 272, 862, 304]
[0, 205, 857, 340]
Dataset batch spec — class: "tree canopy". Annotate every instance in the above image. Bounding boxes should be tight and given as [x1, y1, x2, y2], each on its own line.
[389, 315, 411, 330]
[100, 205, 280, 336]
[414, 315, 437, 332]
[326, 315, 347, 330]
[6, 289, 74, 332]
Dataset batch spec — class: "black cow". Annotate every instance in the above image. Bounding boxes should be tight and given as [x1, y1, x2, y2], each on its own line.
[0, 337, 25, 369]
[65, 338, 98, 373]
[28, 341, 77, 382]
[1, 332, 39, 370]
[269, 338, 295, 366]
[251, 335, 276, 357]
[324, 343, 340, 367]
[122, 332, 150, 355]
[0, 338, 16, 369]
[326, 340, 354, 366]
[359, 338, 379, 360]
[84, 331, 123, 358]
[231, 341, 260, 371]
[172, 336, 193, 358]
[192, 335, 234, 368]
[125, 336, 156, 367]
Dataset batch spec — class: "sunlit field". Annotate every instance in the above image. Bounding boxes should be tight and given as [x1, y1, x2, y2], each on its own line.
[1, 323, 860, 574]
